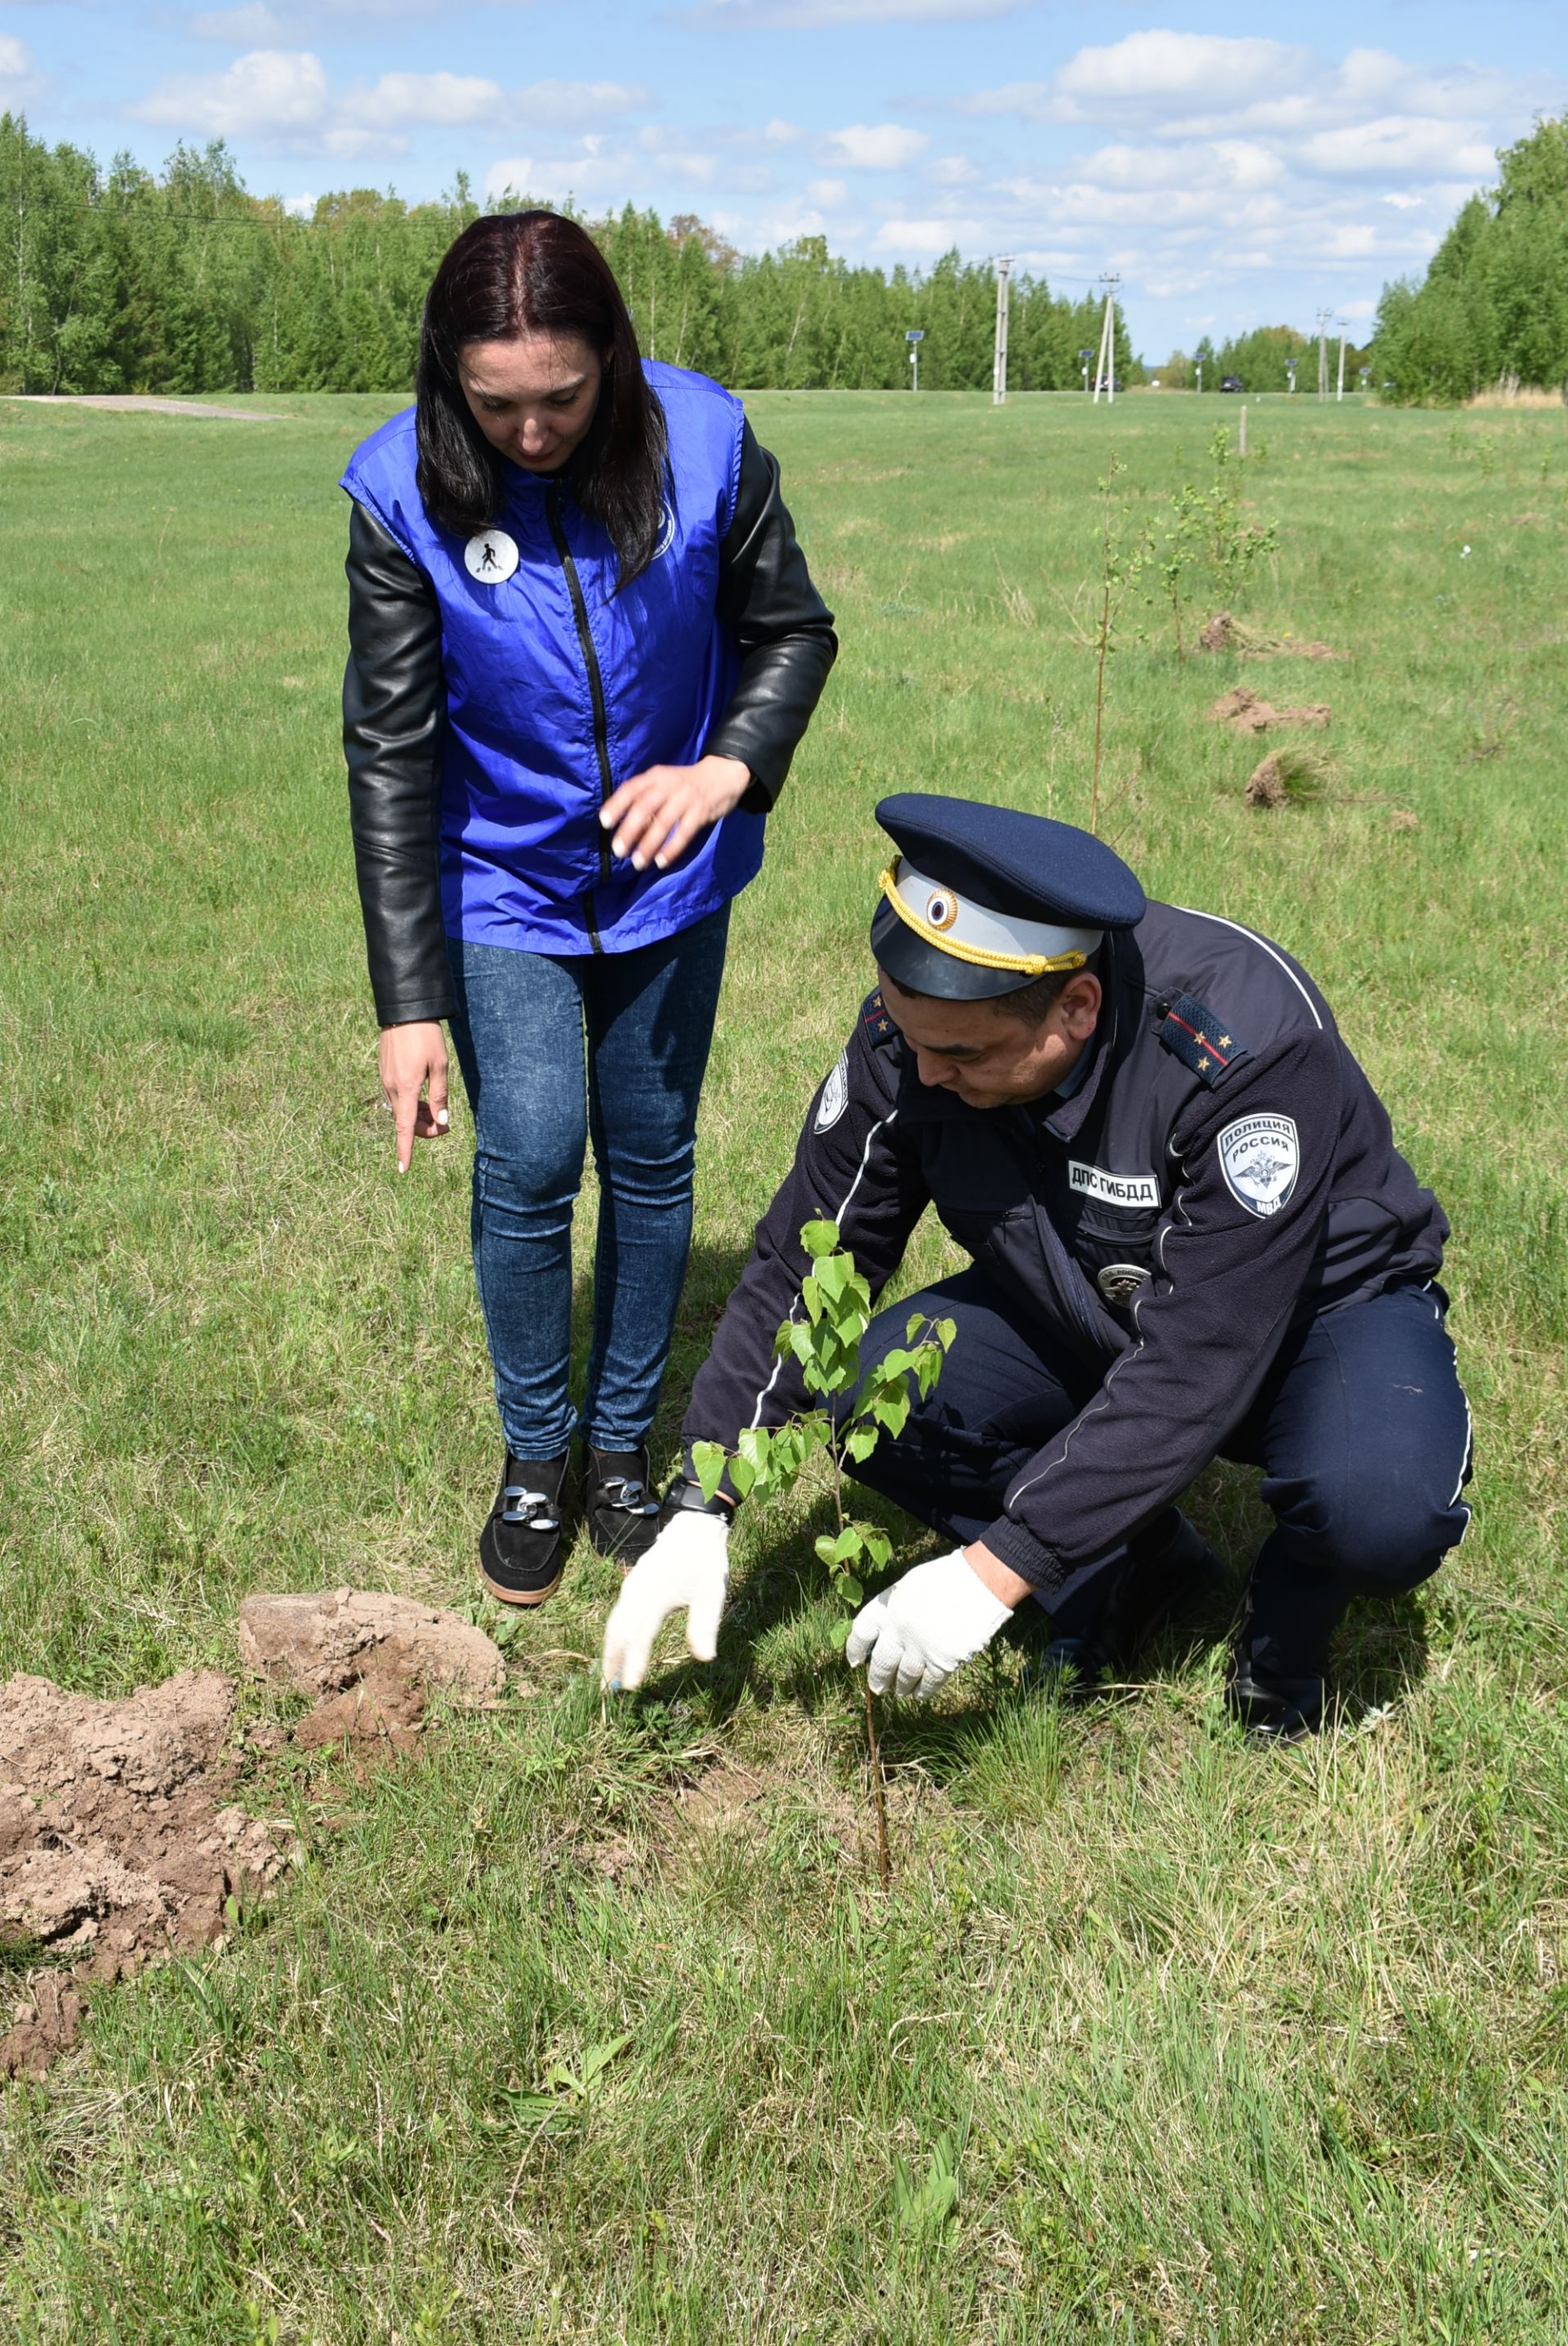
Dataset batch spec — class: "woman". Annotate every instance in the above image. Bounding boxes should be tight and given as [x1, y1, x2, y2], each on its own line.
[341, 210, 836, 1608]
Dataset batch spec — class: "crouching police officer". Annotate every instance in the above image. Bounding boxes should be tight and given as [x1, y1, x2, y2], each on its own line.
[601, 794, 1472, 1738]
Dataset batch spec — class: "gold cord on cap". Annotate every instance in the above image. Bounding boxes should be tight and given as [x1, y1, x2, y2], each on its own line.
[875, 868, 1088, 976]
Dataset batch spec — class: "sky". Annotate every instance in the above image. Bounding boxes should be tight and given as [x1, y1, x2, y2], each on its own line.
[2, 0, 1562, 356]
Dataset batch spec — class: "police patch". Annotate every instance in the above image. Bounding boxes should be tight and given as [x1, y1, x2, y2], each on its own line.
[814, 1050, 849, 1133]
[1218, 1113, 1300, 1219]
[1070, 1162, 1161, 1211]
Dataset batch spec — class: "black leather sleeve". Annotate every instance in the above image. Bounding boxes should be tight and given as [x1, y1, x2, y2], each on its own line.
[343, 501, 455, 1027]
[708, 421, 837, 813]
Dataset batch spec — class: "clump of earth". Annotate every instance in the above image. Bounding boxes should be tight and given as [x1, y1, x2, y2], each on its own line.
[1, 1592, 504, 2079]
[1208, 685, 1332, 735]
[1198, 613, 1343, 661]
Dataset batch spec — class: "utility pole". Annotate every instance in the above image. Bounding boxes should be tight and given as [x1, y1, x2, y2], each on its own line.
[1336, 319, 1348, 403]
[991, 256, 1013, 406]
[1316, 308, 1331, 403]
[1091, 274, 1120, 407]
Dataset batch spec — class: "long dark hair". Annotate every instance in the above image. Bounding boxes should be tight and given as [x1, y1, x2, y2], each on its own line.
[415, 210, 667, 587]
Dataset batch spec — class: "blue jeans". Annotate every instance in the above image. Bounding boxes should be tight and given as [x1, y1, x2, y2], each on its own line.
[446, 907, 730, 1460]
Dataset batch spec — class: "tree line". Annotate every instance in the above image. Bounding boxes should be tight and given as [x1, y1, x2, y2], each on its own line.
[1373, 114, 1568, 404]
[0, 117, 1134, 398]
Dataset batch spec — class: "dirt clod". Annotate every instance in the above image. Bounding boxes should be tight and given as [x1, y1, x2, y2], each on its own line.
[1198, 613, 1342, 661]
[292, 1657, 426, 1755]
[0, 1671, 292, 2078]
[238, 1590, 505, 1705]
[1209, 687, 1331, 734]
[1245, 756, 1289, 809]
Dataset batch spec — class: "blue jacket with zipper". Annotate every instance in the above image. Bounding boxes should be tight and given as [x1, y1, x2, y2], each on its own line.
[341, 361, 762, 958]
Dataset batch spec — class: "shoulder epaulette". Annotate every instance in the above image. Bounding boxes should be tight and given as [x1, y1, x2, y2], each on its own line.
[860, 988, 898, 1050]
[1155, 993, 1251, 1087]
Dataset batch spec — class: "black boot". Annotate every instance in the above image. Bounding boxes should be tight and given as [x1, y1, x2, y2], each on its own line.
[479, 1452, 569, 1607]
[1225, 1563, 1343, 1742]
[1031, 1510, 1222, 1702]
[584, 1444, 663, 1568]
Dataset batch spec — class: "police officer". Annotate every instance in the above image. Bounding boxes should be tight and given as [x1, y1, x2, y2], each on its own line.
[601, 795, 1472, 1738]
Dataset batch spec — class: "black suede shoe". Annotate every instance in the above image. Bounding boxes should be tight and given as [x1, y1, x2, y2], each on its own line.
[479, 1452, 569, 1607]
[584, 1445, 663, 1567]
[1031, 1511, 1222, 1703]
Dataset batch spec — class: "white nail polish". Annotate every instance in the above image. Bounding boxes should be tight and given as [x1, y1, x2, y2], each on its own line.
[436, 1109, 449, 1128]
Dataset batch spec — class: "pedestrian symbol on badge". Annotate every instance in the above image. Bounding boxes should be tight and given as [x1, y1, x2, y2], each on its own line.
[464, 529, 519, 584]
[1218, 1113, 1300, 1219]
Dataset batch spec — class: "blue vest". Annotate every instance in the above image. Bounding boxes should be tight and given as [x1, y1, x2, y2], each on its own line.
[341, 363, 761, 955]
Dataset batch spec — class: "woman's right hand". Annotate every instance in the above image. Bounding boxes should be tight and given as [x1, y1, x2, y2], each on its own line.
[378, 1020, 450, 1174]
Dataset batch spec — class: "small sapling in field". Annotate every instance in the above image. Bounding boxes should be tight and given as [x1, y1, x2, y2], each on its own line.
[692, 1219, 954, 1886]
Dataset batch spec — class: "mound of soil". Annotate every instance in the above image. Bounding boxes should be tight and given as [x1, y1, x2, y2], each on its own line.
[1198, 613, 1342, 661]
[0, 1670, 290, 2079]
[2, 1594, 506, 2078]
[1209, 687, 1331, 734]
[238, 1589, 505, 1710]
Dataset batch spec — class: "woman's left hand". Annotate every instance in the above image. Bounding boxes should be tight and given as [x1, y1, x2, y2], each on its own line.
[600, 754, 751, 872]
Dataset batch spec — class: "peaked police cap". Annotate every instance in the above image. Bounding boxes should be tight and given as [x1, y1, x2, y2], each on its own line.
[870, 793, 1147, 1001]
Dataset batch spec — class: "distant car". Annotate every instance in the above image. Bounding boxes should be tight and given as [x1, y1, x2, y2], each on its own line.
[1219, 376, 1244, 393]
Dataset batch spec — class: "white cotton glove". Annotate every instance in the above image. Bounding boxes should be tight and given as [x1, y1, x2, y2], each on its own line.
[844, 1549, 1013, 1702]
[600, 1509, 730, 1692]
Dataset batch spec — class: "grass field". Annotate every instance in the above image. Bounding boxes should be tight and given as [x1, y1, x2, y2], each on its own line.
[2, 386, 1566, 2343]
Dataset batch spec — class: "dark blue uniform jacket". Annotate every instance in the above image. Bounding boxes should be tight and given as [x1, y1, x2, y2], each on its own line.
[684, 900, 1448, 1588]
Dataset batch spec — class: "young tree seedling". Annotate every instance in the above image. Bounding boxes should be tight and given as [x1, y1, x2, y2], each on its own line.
[691, 1219, 954, 1887]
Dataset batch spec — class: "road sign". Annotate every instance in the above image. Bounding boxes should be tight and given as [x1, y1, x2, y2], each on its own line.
[906, 330, 924, 343]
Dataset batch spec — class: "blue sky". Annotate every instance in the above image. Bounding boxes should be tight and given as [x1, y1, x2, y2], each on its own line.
[2, 0, 1561, 355]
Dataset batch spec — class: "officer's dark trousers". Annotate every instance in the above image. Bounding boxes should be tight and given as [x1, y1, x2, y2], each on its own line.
[843, 1269, 1472, 1673]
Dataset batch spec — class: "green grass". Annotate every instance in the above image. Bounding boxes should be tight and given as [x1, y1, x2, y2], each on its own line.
[2, 387, 1566, 2342]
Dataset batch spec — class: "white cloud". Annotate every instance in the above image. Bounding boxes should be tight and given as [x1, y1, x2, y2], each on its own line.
[131, 50, 332, 143]
[682, 0, 1022, 25]
[928, 154, 981, 187]
[1299, 118, 1495, 183]
[1, 32, 46, 110]
[283, 191, 316, 216]
[806, 176, 849, 206]
[874, 214, 986, 256]
[353, 72, 503, 130]
[129, 56, 652, 155]
[819, 122, 928, 170]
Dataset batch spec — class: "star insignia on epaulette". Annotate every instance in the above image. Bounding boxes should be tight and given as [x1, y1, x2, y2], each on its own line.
[1155, 992, 1252, 1089]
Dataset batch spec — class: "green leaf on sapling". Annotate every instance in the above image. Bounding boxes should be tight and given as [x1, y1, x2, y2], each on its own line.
[844, 1425, 880, 1464]
[828, 1617, 853, 1649]
[815, 1534, 840, 1566]
[691, 1443, 728, 1505]
[839, 1576, 864, 1606]
[801, 1220, 840, 1259]
[862, 1529, 892, 1569]
[873, 1396, 910, 1437]
[906, 1313, 927, 1343]
[935, 1319, 956, 1349]
[727, 1453, 755, 1499]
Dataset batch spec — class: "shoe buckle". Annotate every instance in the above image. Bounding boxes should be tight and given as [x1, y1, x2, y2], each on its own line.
[501, 1483, 559, 1532]
[602, 1476, 659, 1517]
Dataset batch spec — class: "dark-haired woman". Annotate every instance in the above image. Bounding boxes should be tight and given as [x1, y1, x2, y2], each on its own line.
[341, 209, 836, 1607]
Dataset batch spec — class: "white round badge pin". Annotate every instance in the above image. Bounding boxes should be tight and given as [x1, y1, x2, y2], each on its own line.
[464, 529, 519, 584]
